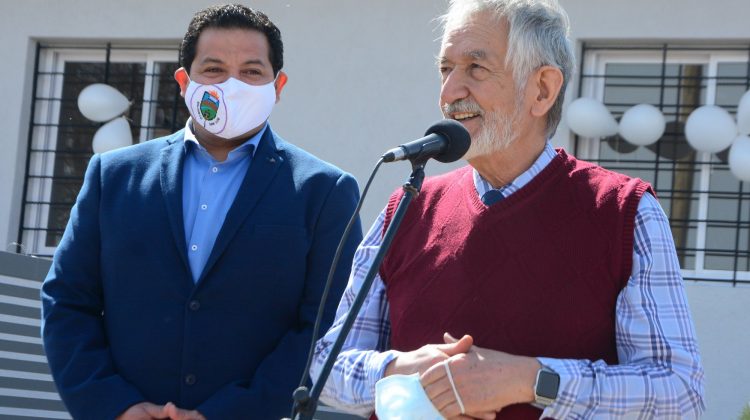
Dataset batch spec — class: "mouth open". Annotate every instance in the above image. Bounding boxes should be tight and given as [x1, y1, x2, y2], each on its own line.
[451, 112, 480, 122]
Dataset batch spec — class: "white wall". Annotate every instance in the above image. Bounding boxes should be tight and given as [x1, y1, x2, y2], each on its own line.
[562, 0, 750, 41]
[1, 1, 749, 418]
[686, 283, 750, 420]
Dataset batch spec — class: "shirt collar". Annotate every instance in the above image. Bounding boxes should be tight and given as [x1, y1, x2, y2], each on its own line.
[473, 141, 557, 199]
[183, 117, 265, 161]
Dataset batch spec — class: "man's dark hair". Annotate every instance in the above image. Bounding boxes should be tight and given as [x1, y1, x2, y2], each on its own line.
[180, 4, 283, 75]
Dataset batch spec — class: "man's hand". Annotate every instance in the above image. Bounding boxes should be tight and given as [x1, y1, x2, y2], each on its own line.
[116, 402, 168, 420]
[164, 402, 206, 420]
[420, 333, 541, 419]
[384, 334, 473, 377]
[115, 402, 206, 420]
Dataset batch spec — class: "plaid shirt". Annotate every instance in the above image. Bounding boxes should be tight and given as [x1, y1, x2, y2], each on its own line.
[311, 144, 705, 418]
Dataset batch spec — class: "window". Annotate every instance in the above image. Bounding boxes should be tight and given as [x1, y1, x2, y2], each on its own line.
[19, 44, 189, 256]
[576, 44, 750, 285]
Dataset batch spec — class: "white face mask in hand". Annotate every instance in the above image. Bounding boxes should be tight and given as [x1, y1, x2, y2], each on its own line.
[375, 373, 445, 420]
[184, 76, 276, 140]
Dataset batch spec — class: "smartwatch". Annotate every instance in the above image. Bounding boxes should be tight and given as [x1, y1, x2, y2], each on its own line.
[534, 367, 560, 407]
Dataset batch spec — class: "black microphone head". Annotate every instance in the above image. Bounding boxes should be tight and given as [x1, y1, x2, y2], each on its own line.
[424, 119, 471, 163]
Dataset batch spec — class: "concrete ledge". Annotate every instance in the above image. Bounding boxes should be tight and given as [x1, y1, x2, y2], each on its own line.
[0, 252, 51, 282]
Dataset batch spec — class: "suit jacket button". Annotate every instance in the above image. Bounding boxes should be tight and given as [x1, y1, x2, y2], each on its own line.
[185, 374, 196, 385]
[189, 300, 200, 311]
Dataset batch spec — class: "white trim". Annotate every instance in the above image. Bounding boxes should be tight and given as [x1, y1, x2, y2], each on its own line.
[140, 59, 157, 143]
[0, 350, 46, 363]
[22, 50, 62, 256]
[0, 369, 53, 382]
[693, 190, 722, 273]
[0, 387, 62, 400]
[682, 269, 750, 282]
[693, 58, 722, 272]
[0, 295, 40, 309]
[0, 274, 43, 290]
[0, 408, 69, 419]
[0, 314, 40, 328]
[0, 333, 43, 345]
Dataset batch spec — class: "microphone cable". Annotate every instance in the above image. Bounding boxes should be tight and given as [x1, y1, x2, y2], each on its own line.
[291, 157, 384, 418]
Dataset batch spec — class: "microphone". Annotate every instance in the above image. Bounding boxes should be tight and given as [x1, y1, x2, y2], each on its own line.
[382, 119, 471, 163]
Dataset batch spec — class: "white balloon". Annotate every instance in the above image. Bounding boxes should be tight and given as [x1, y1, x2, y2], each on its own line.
[618, 104, 666, 146]
[92, 117, 132, 154]
[684, 105, 737, 153]
[78, 83, 130, 122]
[565, 97, 618, 138]
[728, 135, 750, 182]
[737, 90, 750, 136]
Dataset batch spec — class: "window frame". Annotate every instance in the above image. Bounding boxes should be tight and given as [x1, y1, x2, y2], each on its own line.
[577, 45, 750, 284]
[20, 45, 180, 256]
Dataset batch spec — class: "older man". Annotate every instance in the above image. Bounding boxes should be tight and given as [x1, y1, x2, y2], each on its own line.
[311, 0, 704, 418]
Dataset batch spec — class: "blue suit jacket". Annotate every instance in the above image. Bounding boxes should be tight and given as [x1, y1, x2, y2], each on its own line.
[41, 128, 362, 419]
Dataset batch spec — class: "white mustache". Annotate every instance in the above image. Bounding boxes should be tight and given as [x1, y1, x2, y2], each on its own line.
[443, 100, 483, 116]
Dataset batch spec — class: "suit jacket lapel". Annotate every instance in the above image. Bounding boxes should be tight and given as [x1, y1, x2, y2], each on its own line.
[159, 131, 192, 280]
[198, 128, 284, 283]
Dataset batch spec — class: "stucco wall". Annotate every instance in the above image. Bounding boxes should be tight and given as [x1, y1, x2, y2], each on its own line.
[686, 282, 750, 420]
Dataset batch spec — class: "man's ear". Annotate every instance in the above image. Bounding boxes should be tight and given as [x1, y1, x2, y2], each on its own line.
[529, 65, 564, 118]
[274, 71, 288, 103]
[174, 67, 190, 98]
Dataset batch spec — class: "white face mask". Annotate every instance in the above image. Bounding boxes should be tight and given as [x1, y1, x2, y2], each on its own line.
[185, 76, 276, 140]
[375, 374, 445, 420]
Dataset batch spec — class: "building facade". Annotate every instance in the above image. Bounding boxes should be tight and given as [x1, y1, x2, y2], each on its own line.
[0, 0, 748, 418]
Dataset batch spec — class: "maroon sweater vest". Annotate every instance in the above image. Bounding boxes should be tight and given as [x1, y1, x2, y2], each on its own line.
[379, 150, 653, 419]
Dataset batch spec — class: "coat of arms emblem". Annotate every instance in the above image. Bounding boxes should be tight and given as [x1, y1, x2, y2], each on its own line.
[199, 91, 220, 121]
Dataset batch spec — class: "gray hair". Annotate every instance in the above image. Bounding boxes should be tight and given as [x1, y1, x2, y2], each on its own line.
[441, 0, 576, 138]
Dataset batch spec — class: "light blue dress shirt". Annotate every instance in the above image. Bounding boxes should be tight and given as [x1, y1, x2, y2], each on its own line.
[181, 120, 265, 283]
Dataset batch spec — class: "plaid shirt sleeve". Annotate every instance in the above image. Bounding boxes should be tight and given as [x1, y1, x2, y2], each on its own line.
[539, 193, 705, 419]
[312, 194, 705, 418]
[310, 208, 396, 417]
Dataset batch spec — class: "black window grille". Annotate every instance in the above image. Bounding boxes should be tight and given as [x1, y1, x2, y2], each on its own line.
[575, 43, 750, 285]
[17, 43, 189, 257]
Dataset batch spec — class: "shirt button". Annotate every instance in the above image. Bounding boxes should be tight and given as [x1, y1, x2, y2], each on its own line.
[185, 374, 196, 385]
[200, 204, 208, 210]
[211, 167, 218, 173]
[190, 244, 198, 251]
[188, 300, 200, 311]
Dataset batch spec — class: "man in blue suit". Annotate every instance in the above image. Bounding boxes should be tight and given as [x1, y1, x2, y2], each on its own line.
[41, 4, 362, 419]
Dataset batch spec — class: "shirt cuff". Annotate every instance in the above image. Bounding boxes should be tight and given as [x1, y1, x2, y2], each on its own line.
[536, 357, 583, 420]
[336, 349, 400, 418]
[370, 350, 401, 391]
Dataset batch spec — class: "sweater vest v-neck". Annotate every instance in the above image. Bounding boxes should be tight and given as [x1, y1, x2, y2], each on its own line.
[380, 150, 653, 418]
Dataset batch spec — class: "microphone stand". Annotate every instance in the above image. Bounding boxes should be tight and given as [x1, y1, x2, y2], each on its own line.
[292, 160, 427, 420]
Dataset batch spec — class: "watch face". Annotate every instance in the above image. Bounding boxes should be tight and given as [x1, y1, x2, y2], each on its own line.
[537, 370, 560, 399]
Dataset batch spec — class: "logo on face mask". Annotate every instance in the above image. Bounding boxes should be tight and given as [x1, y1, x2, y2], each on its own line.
[190, 84, 227, 133]
[200, 90, 220, 121]
[185, 77, 276, 140]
